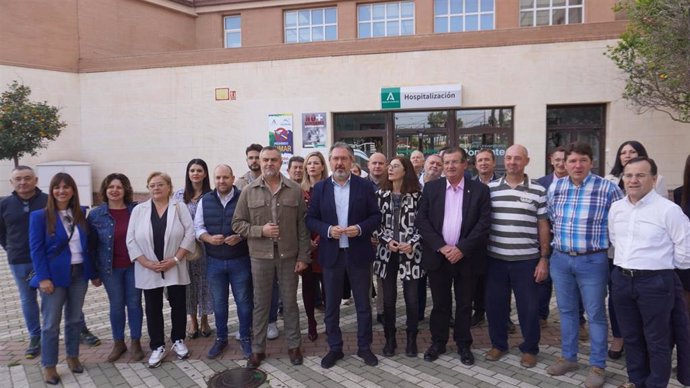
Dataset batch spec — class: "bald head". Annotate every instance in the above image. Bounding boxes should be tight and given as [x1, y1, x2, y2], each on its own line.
[410, 150, 425, 175]
[368, 152, 387, 182]
[504, 144, 530, 178]
[213, 164, 235, 195]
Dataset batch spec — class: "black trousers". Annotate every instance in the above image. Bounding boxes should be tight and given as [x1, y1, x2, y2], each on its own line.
[428, 258, 477, 348]
[381, 253, 419, 333]
[144, 285, 186, 350]
[612, 268, 675, 388]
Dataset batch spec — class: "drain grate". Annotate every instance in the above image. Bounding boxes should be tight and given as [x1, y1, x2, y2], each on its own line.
[207, 368, 267, 388]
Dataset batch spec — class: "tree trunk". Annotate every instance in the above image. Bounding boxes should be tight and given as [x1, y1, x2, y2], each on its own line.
[13, 155, 18, 168]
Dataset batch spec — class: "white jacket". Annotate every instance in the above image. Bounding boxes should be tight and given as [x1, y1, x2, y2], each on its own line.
[126, 199, 195, 289]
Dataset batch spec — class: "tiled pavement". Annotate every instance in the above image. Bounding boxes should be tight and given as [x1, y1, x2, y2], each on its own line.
[0, 251, 685, 388]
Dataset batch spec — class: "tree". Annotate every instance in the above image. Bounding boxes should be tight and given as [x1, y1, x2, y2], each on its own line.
[606, 0, 690, 123]
[0, 81, 66, 167]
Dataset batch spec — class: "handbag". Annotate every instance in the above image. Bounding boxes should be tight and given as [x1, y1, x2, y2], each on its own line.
[174, 202, 202, 262]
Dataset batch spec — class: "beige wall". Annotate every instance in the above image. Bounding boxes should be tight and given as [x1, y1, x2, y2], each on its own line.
[2, 39, 688, 197]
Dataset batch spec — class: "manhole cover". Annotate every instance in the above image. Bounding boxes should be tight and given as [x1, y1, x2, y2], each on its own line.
[207, 368, 267, 388]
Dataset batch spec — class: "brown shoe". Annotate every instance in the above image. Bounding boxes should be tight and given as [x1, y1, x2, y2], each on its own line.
[245, 352, 266, 369]
[546, 357, 579, 376]
[43, 367, 60, 385]
[484, 347, 507, 361]
[130, 339, 145, 361]
[584, 366, 606, 388]
[107, 340, 127, 362]
[520, 352, 537, 368]
[66, 357, 84, 373]
[288, 348, 303, 365]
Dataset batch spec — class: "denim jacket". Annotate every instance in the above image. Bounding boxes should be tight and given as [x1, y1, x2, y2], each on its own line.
[87, 202, 137, 276]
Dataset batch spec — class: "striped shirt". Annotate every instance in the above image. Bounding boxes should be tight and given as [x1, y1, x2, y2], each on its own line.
[487, 175, 547, 261]
[547, 173, 623, 253]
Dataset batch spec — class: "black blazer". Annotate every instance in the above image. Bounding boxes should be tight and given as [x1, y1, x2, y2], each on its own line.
[415, 177, 491, 273]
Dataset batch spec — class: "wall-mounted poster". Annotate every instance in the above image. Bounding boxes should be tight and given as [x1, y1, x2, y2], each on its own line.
[268, 113, 293, 171]
[302, 112, 327, 148]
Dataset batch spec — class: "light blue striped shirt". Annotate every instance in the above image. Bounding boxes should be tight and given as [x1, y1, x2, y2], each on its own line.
[332, 176, 351, 248]
[547, 173, 623, 253]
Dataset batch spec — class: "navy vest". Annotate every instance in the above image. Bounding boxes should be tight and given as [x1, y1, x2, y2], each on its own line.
[201, 188, 249, 259]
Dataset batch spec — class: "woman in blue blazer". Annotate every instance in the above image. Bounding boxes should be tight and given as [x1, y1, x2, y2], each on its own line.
[29, 173, 98, 385]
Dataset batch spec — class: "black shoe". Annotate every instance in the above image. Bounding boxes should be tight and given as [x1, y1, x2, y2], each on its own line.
[608, 345, 624, 360]
[80, 328, 101, 346]
[321, 350, 344, 369]
[471, 313, 485, 327]
[357, 348, 378, 366]
[423, 343, 446, 362]
[382, 329, 397, 357]
[245, 352, 265, 369]
[458, 347, 475, 366]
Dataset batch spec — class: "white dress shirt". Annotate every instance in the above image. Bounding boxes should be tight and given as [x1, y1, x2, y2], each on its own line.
[193, 189, 235, 239]
[609, 190, 690, 270]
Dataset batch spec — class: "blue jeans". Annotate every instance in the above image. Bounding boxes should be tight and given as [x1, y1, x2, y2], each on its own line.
[550, 250, 609, 368]
[486, 258, 541, 355]
[10, 263, 41, 338]
[40, 264, 88, 367]
[101, 266, 142, 341]
[207, 255, 253, 340]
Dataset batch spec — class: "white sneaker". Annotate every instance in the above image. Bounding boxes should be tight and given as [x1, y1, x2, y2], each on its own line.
[232, 330, 240, 341]
[267, 322, 279, 340]
[172, 339, 190, 359]
[148, 345, 166, 368]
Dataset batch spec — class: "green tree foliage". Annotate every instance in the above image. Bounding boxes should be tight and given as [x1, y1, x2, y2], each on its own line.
[0, 81, 66, 167]
[606, 0, 690, 123]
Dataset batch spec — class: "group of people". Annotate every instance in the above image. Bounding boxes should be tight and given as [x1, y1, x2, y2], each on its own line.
[1, 139, 689, 388]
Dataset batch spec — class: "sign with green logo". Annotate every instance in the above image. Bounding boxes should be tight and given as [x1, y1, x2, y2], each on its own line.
[380, 84, 462, 110]
[381, 88, 401, 109]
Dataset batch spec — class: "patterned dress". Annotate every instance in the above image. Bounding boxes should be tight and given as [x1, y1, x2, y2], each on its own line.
[173, 189, 214, 316]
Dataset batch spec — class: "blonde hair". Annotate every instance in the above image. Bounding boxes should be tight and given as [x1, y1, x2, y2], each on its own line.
[301, 152, 329, 191]
[146, 171, 173, 196]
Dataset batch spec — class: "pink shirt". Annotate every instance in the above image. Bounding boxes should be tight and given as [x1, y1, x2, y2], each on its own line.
[442, 178, 464, 246]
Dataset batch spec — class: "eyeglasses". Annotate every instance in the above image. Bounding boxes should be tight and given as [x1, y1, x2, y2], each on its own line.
[388, 164, 404, 170]
[622, 173, 652, 180]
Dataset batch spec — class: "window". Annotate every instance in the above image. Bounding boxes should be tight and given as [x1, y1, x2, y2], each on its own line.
[434, 0, 495, 33]
[457, 108, 513, 175]
[285, 7, 337, 44]
[358, 1, 415, 39]
[224, 16, 241, 48]
[520, 0, 583, 27]
[546, 104, 605, 175]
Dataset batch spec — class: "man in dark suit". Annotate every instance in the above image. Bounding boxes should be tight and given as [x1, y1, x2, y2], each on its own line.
[306, 142, 381, 369]
[416, 146, 491, 365]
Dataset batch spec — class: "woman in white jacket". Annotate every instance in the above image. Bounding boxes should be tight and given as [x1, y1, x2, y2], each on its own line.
[127, 171, 196, 368]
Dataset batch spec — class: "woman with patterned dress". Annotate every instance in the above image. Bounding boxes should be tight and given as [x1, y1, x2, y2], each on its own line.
[301, 151, 329, 341]
[374, 156, 424, 358]
[173, 158, 213, 338]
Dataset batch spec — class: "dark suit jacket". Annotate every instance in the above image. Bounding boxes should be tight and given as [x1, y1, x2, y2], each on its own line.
[415, 177, 491, 274]
[536, 173, 554, 191]
[306, 174, 380, 269]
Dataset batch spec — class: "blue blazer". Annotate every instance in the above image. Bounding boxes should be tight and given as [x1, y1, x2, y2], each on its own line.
[306, 174, 380, 269]
[29, 208, 96, 288]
